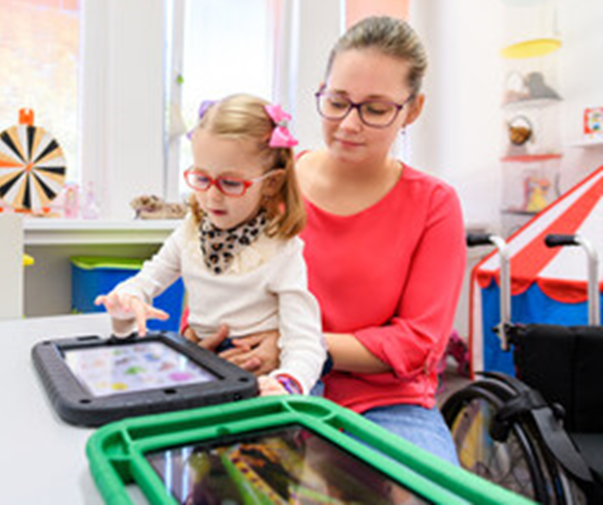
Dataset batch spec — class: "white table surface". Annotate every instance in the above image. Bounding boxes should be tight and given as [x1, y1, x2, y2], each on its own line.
[0, 313, 119, 504]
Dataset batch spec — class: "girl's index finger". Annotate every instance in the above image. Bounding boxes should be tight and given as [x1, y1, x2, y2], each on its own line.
[148, 307, 170, 321]
[130, 300, 148, 337]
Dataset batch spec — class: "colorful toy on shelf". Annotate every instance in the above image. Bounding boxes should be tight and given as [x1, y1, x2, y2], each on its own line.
[80, 182, 100, 219]
[0, 109, 66, 212]
[503, 70, 529, 104]
[503, 71, 561, 105]
[525, 72, 560, 100]
[508, 115, 533, 146]
[523, 175, 551, 213]
[584, 107, 603, 140]
[130, 194, 188, 220]
[63, 182, 79, 218]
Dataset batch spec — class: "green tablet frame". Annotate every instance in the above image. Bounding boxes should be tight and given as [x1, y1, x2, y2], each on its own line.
[87, 396, 533, 504]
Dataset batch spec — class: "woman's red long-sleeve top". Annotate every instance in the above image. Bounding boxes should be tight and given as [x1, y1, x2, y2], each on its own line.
[300, 164, 466, 413]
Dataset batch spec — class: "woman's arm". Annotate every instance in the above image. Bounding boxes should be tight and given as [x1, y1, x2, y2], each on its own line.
[352, 185, 466, 378]
[222, 330, 390, 375]
[324, 332, 390, 373]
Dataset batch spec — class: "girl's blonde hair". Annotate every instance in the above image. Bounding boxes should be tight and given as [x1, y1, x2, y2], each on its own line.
[326, 16, 428, 97]
[189, 94, 305, 239]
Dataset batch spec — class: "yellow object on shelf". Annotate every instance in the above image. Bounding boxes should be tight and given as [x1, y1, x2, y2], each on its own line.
[501, 38, 561, 59]
[23, 254, 34, 267]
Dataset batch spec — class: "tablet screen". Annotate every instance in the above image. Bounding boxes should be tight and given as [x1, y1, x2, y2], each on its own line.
[146, 425, 430, 504]
[63, 341, 216, 397]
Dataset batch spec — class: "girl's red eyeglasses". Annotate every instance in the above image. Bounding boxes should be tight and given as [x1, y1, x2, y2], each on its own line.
[184, 168, 276, 197]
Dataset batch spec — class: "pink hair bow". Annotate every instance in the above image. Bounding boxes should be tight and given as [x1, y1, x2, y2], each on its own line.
[264, 104, 299, 148]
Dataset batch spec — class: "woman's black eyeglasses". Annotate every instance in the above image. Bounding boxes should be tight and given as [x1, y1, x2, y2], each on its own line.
[315, 88, 414, 128]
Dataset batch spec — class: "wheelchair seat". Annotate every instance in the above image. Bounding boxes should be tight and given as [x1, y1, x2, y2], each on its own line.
[573, 434, 603, 483]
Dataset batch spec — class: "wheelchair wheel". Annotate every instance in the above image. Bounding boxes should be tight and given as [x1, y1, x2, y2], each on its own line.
[443, 379, 586, 504]
[478, 376, 589, 505]
[443, 382, 545, 500]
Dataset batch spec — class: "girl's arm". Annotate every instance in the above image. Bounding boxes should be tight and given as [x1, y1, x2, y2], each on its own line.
[103, 219, 187, 335]
[266, 238, 327, 394]
[95, 291, 169, 337]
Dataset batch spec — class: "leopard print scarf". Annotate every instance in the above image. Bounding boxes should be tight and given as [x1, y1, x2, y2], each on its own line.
[199, 212, 268, 274]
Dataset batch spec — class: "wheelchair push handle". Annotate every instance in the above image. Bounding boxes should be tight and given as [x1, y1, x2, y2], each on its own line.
[466, 233, 512, 350]
[466, 233, 496, 247]
[545, 233, 600, 326]
[545, 234, 579, 248]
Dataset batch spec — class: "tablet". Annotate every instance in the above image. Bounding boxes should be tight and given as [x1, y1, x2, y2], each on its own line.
[87, 396, 531, 505]
[32, 332, 257, 426]
[146, 424, 427, 504]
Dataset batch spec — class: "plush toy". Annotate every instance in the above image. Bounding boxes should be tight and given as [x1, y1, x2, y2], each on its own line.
[524, 176, 551, 213]
[130, 195, 188, 220]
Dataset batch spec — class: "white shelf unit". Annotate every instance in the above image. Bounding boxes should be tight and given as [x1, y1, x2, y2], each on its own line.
[567, 138, 603, 149]
[21, 218, 181, 318]
[24, 218, 179, 245]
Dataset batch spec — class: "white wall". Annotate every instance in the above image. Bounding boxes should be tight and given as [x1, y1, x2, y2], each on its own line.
[408, 0, 603, 339]
[410, 0, 504, 230]
[279, 0, 343, 152]
[558, 0, 603, 189]
[409, 0, 603, 231]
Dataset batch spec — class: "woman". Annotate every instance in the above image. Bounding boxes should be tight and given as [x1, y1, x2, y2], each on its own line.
[186, 16, 466, 464]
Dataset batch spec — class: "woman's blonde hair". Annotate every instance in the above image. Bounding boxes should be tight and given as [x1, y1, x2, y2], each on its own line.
[189, 94, 305, 239]
[326, 16, 428, 96]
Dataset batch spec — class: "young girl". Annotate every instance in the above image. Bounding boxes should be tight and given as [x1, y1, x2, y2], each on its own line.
[95, 94, 326, 396]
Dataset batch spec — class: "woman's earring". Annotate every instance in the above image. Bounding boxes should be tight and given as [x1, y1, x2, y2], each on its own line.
[394, 125, 409, 160]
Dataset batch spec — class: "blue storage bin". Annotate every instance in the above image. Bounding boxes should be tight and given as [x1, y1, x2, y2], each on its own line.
[71, 256, 184, 332]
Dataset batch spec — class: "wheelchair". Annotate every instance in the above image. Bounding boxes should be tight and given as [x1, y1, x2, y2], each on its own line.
[442, 233, 603, 504]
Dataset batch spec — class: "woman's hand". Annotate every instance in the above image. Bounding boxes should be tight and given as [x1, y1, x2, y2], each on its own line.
[219, 330, 280, 376]
[182, 325, 230, 351]
[94, 292, 169, 337]
[181, 325, 200, 344]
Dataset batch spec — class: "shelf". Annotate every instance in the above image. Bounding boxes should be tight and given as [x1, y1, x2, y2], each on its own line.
[567, 138, 603, 149]
[502, 97, 561, 111]
[501, 153, 562, 163]
[23, 218, 180, 246]
[501, 37, 562, 59]
[501, 209, 538, 216]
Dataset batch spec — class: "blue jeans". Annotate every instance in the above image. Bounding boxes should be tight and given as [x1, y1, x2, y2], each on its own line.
[362, 403, 459, 466]
[310, 382, 458, 465]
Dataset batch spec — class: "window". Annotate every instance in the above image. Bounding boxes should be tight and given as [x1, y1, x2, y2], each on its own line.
[0, 0, 80, 201]
[165, 0, 276, 200]
[1, 0, 303, 219]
